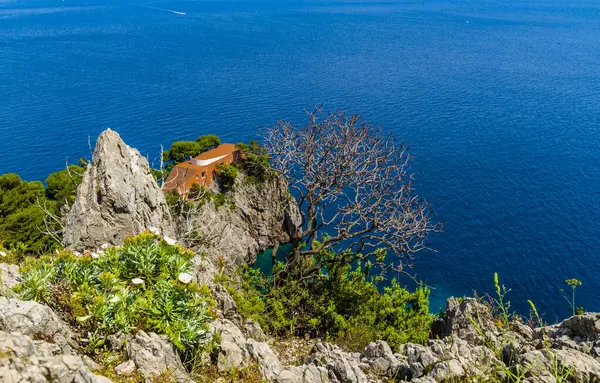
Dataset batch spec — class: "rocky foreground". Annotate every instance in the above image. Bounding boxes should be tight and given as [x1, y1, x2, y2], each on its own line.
[1, 282, 600, 382]
[1, 130, 599, 382]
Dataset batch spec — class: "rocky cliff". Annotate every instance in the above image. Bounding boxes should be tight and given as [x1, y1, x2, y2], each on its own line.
[175, 172, 301, 270]
[63, 129, 174, 250]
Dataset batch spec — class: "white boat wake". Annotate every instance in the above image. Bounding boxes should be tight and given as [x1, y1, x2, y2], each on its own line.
[144, 5, 186, 15]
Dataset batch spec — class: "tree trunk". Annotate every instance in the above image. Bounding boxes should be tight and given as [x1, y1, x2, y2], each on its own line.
[272, 242, 280, 267]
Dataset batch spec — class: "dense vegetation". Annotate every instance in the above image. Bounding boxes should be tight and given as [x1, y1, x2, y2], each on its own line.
[14, 232, 215, 362]
[234, 140, 270, 181]
[162, 134, 221, 170]
[219, 248, 433, 352]
[45, 162, 86, 209]
[0, 163, 85, 255]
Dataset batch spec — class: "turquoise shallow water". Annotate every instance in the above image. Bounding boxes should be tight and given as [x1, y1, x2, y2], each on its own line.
[1, 0, 600, 320]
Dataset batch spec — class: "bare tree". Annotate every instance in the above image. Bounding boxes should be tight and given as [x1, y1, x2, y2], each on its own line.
[36, 197, 65, 247]
[263, 107, 439, 276]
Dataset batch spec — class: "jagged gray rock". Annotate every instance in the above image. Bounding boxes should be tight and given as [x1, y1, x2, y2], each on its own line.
[180, 172, 301, 278]
[207, 298, 600, 383]
[434, 297, 498, 346]
[246, 339, 283, 380]
[63, 128, 174, 250]
[210, 319, 250, 372]
[0, 263, 20, 291]
[0, 331, 110, 383]
[211, 319, 318, 382]
[275, 365, 329, 383]
[555, 313, 600, 340]
[307, 342, 368, 383]
[363, 341, 399, 376]
[520, 348, 600, 382]
[114, 360, 136, 376]
[0, 297, 77, 354]
[213, 284, 238, 320]
[125, 330, 191, 382]
[243, 319, 266, 342]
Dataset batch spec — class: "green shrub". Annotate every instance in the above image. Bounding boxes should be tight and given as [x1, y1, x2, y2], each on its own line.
[14, 232, 215, 357]
[219, 249, 433, 352]
[216, 164, 238, 191]
[0, 173, 60, 254]
[235, 141, 270, 182]
[196, 134, 221, 153]
[45, 164, 85, 209]
[163, 141, 202, 165]
[163, 135, 221, 170]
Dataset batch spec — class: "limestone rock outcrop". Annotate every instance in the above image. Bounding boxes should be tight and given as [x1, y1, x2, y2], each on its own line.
[63, 128, 174, 250]
[258, 299, 600, 383]
[0, 297, 77, 355]
[0, 263, 20, 291]
[0, 331, 110, 383]
[125, 330, 191, 382]
[306, 342, 367, 383]
[181, 172, 301, 285]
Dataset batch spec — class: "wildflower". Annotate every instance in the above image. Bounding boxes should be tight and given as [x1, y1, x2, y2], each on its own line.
[147, 226, 161, 235]
[91, 252, 99, 259]
[0, 251, 6, 257]
[108, 295, 120, 303]
[73, 251, 82, 257]
[76, 315, 92, 323]
[101, 243, 110, 250]
[131, 278, 144, 285]
[178, 272, 193, 284]
[163, 236, 177, 246]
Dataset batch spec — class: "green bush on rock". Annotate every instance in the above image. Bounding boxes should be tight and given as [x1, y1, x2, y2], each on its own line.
[219, 249, 433, 352]
[215, 164, 238, 191]
[45, 163, 85, 210]
[14, 232, 215, 356]
[0, 173, 60, 254]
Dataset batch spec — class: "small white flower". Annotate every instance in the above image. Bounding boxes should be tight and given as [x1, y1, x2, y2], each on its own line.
[178, 272, 193, 284]
[0, 251, 6, 257]
[131, 278, 144, 285]
[108, 295, 120, 303]
[73, 251, 82, 257]
[97, 250, 105, 256]
[55, 249, 60, 254]
[163, 236, 177, 246]
[101, 243, 110, 250]
[91, 252, 99, 259]
[147, 226, 161, 236]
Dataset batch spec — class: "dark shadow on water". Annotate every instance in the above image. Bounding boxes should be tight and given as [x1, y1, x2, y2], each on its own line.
[253, 243, 294, 276]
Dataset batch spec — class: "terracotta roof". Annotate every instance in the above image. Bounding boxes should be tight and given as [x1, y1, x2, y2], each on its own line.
[163, 166, 198, 190]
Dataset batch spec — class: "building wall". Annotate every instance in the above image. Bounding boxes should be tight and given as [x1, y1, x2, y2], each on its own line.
[169, 151, 237, 196]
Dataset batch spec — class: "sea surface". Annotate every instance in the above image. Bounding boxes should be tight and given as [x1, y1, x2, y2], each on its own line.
[1, 0, 600, 320]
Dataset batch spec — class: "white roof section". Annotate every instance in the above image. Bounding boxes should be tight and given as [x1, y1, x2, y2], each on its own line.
[189, 155, 227, 167]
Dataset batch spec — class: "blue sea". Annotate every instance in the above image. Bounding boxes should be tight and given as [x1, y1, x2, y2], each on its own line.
[1, 0, 600, 320]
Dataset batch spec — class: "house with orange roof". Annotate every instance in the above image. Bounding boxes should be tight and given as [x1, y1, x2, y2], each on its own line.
[162, 143, 239, 196]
